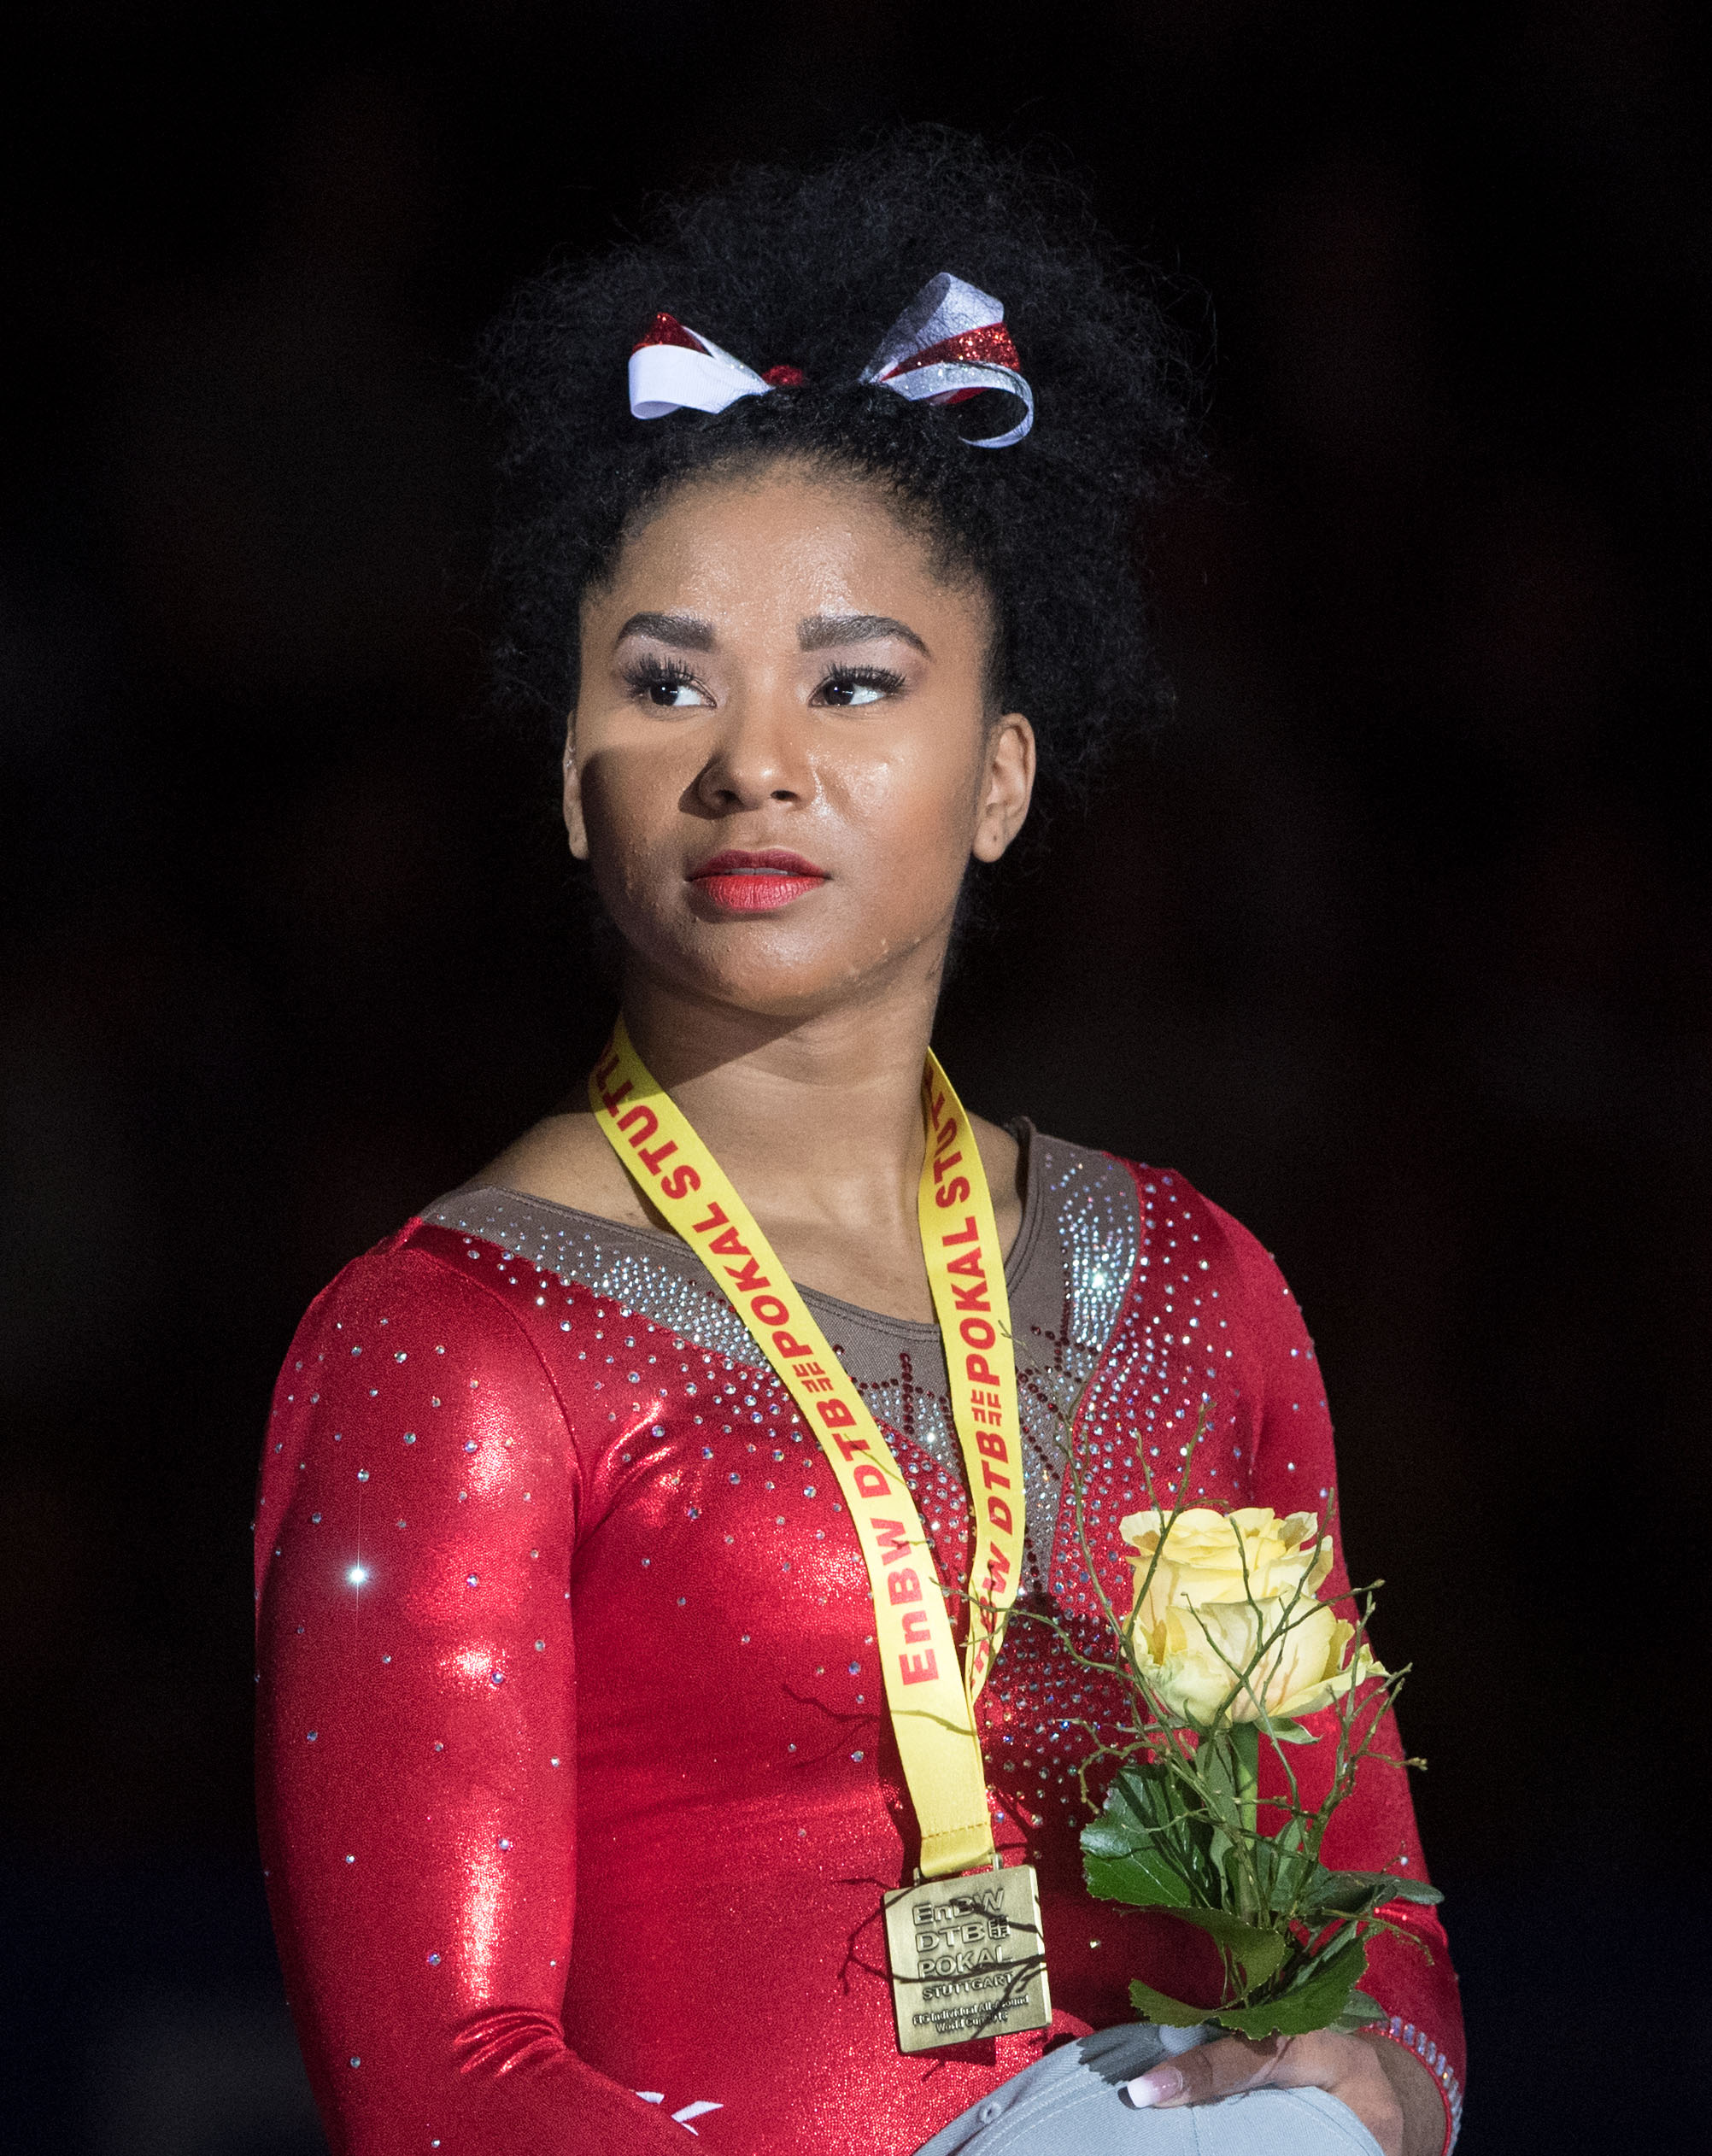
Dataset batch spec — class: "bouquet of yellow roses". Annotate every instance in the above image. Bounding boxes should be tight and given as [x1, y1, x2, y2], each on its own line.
[1065, 1427, 1439, 2037]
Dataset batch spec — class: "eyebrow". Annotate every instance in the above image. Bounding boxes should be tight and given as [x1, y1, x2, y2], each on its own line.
[613, 611, 715, 650]
[798, 612, 929, 657]
[612, 609, 929, 658]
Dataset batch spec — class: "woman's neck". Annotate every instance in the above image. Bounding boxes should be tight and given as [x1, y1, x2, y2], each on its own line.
[477, 945, 1022, 1320]
[619, 963, 939, 1252]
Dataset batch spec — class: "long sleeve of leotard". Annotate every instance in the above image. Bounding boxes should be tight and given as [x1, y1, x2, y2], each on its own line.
[255, 1233, 686, 2156]
[1200, 1194, 1466, 2146]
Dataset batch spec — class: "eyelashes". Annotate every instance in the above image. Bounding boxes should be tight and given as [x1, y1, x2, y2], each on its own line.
[619, 656, 906, 709]
[818, 665, 905, 707]
[622, 655, 703, 707]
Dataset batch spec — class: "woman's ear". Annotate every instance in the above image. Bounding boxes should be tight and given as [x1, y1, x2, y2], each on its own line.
[562, 712, 590, 861]
[971, 712, 1037, 864]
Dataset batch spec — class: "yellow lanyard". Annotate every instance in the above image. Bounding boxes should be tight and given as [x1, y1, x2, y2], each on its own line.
[589, 1019, 1025, 1878]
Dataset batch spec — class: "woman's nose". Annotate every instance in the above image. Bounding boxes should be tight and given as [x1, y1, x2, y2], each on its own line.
[691, 694, 812, 811]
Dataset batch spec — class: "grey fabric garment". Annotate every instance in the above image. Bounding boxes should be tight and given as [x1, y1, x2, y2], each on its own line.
[912, 2029, 1386, 2156]
[422, 1123, 1140, 1588]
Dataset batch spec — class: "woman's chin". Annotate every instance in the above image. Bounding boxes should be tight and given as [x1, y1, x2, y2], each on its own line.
[628, 927, 930, 1021]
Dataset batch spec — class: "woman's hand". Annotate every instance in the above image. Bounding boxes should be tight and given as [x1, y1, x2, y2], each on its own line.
[1127, 2028, 1444, 2156]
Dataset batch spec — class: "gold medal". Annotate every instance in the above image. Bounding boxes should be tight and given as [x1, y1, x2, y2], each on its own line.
[591, 1022, 1050, 2047]
[884, 1863, 1052, 2052]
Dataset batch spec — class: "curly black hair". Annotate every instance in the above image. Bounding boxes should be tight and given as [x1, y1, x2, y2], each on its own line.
[481, 126, 1198, 791]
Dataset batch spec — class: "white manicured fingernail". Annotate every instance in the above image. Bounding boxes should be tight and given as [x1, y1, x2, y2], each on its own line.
[1126, 2067, 1181, 2107]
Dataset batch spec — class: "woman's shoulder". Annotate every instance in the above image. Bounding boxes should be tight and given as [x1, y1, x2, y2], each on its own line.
[1035, 1133, 1311, 1344]
[265, 1216, 624, 1527]
[276, 1211, 579, 1403]
[288, 1216, 481, 1321]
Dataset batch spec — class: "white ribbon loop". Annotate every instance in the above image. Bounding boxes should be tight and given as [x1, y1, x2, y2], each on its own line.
[863, 270, 998, 379]
[865, 357, 1035, 451]
[628, 272, 1034, 446]
[864, 269, 1034, 447]
[627, 314, 772, 419]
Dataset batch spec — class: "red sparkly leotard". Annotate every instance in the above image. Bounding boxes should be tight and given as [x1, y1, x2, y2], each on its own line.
[255, 1140, 1465, 2155]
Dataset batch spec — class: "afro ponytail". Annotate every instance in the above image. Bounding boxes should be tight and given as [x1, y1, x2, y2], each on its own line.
[481, 126, 1199, 790]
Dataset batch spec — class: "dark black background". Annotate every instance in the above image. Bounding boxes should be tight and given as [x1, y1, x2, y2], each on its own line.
[4, 3, 1709, 2149]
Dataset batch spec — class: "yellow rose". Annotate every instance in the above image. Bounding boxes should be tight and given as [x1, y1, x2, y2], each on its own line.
[1119, 1506, 1332, 1632]
[1133, 1594, 1381, 1728]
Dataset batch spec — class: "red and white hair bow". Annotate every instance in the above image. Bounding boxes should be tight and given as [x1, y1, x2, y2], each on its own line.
[627, 272, 1034, 448]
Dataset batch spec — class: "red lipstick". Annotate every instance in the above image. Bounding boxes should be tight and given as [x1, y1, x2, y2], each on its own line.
[689, 847, 829, 914]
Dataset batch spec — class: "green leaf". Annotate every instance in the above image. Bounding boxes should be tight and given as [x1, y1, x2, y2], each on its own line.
[1303, 1867, 1443, 1920]
[1298, 1871, 1391, 1924]
[1271, 1813, 1311, 1855]
[1378, 1877, 1444, 1907]
[1330, 1989, 1387, 2033]
[1262, 1718, 1318, 1745]
[1084, 1842, 1198, 1911]
[1211, 1937, 1369, 2039]
[1161, 1906, 1289, 1986]
[1129, 1978, 1217, 2029]
[1276, 1940, 1371, 2001]
[1250, 1834, 1322, 1918]
[1082, 1763, 1220, 1913]
[1081, 1761, 1193, 1847]
[1198, 1733, 1247, 1841]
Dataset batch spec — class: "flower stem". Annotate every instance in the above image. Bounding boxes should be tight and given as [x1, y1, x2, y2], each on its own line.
[1233, 1719, 1258, 1840]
